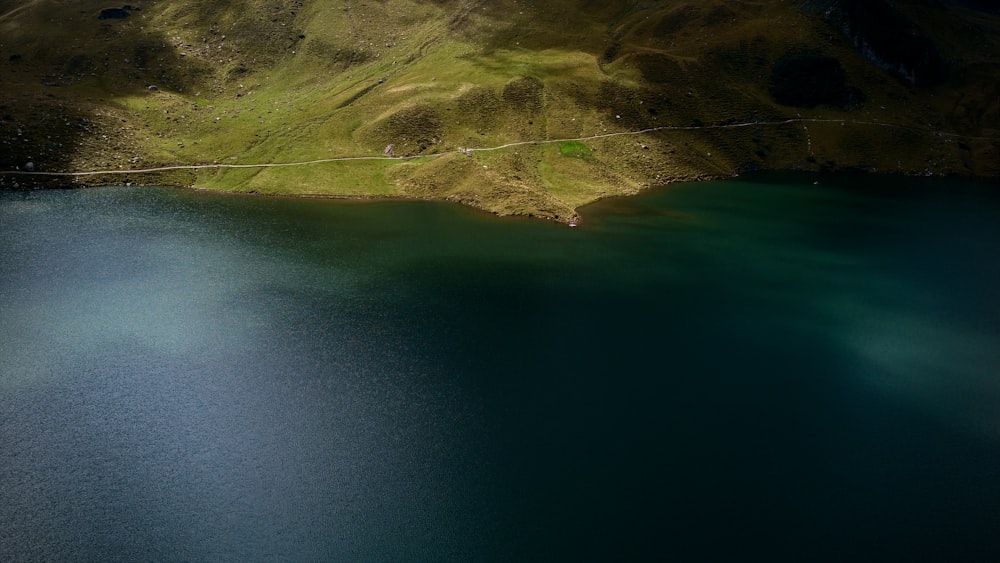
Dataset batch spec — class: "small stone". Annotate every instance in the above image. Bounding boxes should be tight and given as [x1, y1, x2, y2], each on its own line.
[23, 162, 35, 172]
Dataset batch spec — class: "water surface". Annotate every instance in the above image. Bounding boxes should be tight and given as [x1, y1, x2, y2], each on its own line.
[2, 173, 999, 561]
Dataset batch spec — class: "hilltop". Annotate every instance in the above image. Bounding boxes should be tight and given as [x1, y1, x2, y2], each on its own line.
[2, 0, 998, 221]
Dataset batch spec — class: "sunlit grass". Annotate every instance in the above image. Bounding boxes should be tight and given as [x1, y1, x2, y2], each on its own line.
[559, 141, 593, 159]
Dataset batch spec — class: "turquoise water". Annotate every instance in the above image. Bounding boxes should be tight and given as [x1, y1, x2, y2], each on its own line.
[1, 173, 999, 561]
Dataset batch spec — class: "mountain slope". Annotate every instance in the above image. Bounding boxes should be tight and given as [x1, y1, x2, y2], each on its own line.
[2, 0, 998, 221]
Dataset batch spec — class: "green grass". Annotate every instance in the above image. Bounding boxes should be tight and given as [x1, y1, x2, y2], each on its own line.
[199, 160, 402, 197]
[559, 141, 593, 159]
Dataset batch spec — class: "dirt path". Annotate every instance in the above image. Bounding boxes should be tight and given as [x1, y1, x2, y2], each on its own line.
[343, 0, 357, 37]
[1, 155, 429, 177]
[2, 118, 996, 178]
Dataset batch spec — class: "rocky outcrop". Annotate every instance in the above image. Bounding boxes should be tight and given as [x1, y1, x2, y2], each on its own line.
[808, 0, 947, 86]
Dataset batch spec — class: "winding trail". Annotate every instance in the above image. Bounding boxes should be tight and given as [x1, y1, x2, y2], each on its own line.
[2, 118, 996, 178]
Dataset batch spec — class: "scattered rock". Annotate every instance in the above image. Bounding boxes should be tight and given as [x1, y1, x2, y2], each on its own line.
[23, 162, 35, 172]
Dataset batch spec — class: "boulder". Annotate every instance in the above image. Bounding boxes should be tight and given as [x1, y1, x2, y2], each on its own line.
[98, 7, 130, 20]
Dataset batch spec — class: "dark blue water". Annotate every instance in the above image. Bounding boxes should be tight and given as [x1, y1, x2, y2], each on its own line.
[2, 173, 999, 561]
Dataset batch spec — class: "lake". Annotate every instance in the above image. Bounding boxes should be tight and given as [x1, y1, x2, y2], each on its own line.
[2, 173, 999, 561]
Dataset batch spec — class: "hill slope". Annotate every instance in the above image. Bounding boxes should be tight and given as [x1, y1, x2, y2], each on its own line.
[2, 0, 998, 221]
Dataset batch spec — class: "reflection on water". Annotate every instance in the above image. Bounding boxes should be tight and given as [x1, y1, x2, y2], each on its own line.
[1, 174, 999, 561]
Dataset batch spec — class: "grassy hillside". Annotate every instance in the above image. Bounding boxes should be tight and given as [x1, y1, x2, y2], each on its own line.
[2, 0, 998, 221]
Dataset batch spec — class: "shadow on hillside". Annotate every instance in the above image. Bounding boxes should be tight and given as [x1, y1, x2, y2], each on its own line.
[471, 0, 642, 55]
[0, 1, 228, 185]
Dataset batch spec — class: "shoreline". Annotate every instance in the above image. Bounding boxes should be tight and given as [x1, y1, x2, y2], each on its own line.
[2, 116, 997, 224]
[4, 165, 998, 229]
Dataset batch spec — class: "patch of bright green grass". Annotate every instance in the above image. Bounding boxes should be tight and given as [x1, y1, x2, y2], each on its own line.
[559, 141, 592, 158]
